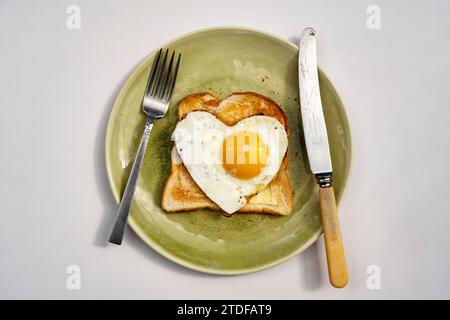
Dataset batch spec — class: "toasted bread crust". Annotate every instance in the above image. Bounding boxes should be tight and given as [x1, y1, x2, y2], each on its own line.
[178, 92, 288, 132]
[162, 92, 293, 216]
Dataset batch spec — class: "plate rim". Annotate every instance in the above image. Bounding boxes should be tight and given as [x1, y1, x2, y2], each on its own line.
[104, 26, 352, 275]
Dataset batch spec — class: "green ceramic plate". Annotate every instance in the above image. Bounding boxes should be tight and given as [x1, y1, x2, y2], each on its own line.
[105, 27, 351, 275]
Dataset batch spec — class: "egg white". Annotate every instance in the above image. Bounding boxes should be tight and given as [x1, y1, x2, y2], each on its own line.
[171, 111, 288, 214]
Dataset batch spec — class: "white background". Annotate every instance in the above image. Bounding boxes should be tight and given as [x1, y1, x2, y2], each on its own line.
[1, 0, 449, 299]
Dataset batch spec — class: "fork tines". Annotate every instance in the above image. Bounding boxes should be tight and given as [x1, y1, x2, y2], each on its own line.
[145, 48, 181, 102]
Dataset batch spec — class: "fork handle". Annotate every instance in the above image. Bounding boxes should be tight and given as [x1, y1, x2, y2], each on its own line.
[109, 117, 154, 245]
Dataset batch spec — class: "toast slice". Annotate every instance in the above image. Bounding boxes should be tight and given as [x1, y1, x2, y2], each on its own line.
[161, 92, 293, 216]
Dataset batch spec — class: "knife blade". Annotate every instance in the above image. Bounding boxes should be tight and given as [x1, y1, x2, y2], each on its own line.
[298, 27, 332, 182]
[298, 27, 348, 288]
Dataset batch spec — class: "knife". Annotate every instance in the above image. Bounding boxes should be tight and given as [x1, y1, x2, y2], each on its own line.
[298, 27, 348, 288]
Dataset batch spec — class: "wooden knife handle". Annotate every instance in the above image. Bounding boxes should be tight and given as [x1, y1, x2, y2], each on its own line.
[319, 187, 348, 288]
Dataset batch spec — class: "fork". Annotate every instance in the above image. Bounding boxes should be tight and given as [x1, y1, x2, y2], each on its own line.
[109, 48, 181, 245]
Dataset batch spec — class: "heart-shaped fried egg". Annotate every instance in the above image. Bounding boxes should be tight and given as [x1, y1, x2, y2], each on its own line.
[171, 111, 288, 214]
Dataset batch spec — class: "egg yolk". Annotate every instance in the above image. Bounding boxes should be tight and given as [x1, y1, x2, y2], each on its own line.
[221, 131, 269, 180]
